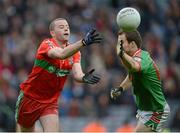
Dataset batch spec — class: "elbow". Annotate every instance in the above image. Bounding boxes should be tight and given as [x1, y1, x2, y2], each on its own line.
[57, 52, 69, 59]
[48, 48, 70, 59]
[129, 64, 140, 72]
[58, 55, 67, 60]
[58, 50, 73, 59]
[52, 54, 67, 60]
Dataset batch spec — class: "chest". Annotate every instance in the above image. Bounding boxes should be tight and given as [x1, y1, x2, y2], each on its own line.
[54, 57, 74, 70]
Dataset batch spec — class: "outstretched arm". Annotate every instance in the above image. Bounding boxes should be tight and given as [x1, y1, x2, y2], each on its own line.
[48, 40, 83, 59]
[72, 63, 85, 83]
[72, 63, 101, 84]
[48, 29, 102, 59]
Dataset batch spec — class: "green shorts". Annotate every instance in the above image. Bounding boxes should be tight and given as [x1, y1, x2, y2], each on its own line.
[136, 103, 170, 132]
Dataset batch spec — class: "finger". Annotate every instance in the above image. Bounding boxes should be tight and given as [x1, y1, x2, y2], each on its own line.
[92, 40, 102, 44]
[92, 75, 101, 79]
[111, 92, 116, 99]
[93, 39, 102, 43]
[93, 38, 102, 42]
[117, 91, 121, 95]
[88, 78, 100, 84]
[89, 75, 101, 83]
[110, 92, 113, 98]
[92, 33, 99, 38]
[89, 29, 96, 35]
[89, 76, 100, 83]
[91, 75, 101, 81]
[88, 69, 95, 74]
[120, 40, 123, 44]
[120, 40, 123, 46]
[93, 37, 102, 40]
[91, 78, 100, 84]
[87, 80, 96, 84]
[89, 78, 99, 83]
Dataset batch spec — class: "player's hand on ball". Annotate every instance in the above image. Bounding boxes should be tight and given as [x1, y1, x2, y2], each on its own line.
[82, 28, 102, 46]
[83, 69, 100, 84]
[110, 87, 123, 99]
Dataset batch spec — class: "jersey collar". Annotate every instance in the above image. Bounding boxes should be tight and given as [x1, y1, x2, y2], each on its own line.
[132, 49, 141, 57]
[51, 38, 68, 47]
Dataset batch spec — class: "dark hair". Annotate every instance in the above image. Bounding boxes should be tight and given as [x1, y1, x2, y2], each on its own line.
[119, 30, 142, 48]
[49, 18, 65, 31]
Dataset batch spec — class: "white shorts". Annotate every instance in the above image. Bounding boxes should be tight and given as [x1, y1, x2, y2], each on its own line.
[136, 103, 170, 132]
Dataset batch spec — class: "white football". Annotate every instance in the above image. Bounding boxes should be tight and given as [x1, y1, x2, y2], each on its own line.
[116, 7, 141, 32]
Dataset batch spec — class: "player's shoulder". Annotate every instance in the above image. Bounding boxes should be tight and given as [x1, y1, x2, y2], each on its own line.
[140, 49, 148, 53]
[41, 38, 54, 44]
[140, 49, 150, 57]
[133, 49, 150, 62]
[40, 38, 56, 48]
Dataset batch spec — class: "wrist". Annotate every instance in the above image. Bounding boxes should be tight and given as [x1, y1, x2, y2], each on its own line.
[119, 51, 124, 58]
[82, 75, 86, 82]
[118, 87, 124, 92]
[82, 39, 86, 46]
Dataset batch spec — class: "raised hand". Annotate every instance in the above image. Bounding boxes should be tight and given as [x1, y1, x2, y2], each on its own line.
[118, 40, 124, 58]
[82, 28, 102, 46]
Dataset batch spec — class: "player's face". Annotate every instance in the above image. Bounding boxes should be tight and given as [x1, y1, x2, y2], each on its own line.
[52, 19, 70, 42]
[118, 34, 132, 55]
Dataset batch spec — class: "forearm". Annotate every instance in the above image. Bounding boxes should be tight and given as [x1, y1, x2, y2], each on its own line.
[60, 40, 84, 59]
[119, 75, 132, 90]
[59, 40, 83, 59]
[74, 72, 85, 83]
[72, 63, 85, 83]
[110, 74, 132, 99]
[48, 40, 84, 59]
[120, 53, 139, 72]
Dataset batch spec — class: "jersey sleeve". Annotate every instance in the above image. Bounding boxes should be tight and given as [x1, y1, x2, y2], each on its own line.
[38, 39, 56, 55]
[73, 51, 81, 64]
[134, 52, 152, 72]
[133, 56, 142, 71]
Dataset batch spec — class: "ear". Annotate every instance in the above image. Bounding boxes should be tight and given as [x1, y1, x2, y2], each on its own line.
[50, 31, 55, 37]
[130, 41, 137, 47]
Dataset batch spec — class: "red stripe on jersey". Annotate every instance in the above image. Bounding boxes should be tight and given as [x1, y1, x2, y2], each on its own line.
[153, 62, 161, 80]
[150, 116, 160, 123]
[133, 49, 141, 57]
[133, 49, 142, 71]
[150, 112, 161, 123]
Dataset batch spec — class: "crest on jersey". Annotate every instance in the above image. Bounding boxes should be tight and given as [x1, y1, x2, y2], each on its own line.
[133, 56, 141, 62]
[48, 66, 56, 73]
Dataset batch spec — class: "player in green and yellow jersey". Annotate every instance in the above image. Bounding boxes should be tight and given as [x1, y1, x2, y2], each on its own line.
[110, 30, 170, 132]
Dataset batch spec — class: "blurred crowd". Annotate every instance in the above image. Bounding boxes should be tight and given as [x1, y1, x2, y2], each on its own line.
[0, 0, 180, 131]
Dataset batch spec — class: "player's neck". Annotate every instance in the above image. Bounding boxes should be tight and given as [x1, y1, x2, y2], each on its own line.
[130, 48, 140, 56]
[54, 38, 68, 48]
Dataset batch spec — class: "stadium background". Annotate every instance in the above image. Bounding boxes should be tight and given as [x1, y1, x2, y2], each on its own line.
[0, 0, 180, 132]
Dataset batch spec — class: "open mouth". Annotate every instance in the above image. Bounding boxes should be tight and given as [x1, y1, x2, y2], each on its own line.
[64, 33, 69, 36]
